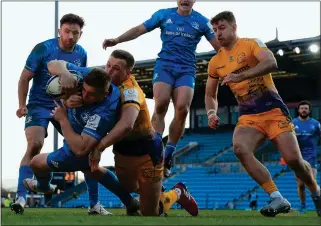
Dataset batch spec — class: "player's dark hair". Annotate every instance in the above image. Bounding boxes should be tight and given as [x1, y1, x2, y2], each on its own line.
[111, 49, 135, 70]
[297, 100, 312, 112]
[211, 11, 236, 25]
[84, 68, 110, 93]
[60, 13, 85, 29]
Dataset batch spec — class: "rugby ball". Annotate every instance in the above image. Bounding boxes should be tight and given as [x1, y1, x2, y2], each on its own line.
[46, 71, 83, 99]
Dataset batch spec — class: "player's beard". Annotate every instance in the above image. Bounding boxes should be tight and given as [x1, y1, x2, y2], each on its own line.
[62, 38, 76, 51]
[299, 112, 309, 119]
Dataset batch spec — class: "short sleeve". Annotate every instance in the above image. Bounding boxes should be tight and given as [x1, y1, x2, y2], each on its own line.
[249, 38, 269, 57]
[207, 57, 219, 80]
[143, 9, 165, 32]
[120, 87, 142, 111]
[203, 20, 215, 41]
[25, 42, 47, 73]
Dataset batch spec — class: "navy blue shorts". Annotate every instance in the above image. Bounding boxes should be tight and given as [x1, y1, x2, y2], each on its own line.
[152, 63, 195, 89]
[46, 147, 90, 172]
[25, 104, 62, 137]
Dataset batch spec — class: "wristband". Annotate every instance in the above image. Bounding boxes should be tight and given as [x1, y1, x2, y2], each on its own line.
[207, 109, 217, 116]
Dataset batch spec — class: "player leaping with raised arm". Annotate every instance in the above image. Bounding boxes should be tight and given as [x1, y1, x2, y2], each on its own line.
[205, 11, 321, 217]
[102, 0, 219, 178]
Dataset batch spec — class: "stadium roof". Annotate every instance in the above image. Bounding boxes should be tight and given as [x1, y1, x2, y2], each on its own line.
[97, 35, 320, 98]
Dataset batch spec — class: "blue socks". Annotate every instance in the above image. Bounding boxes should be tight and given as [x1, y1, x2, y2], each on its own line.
[84, 175, 99, 207]
[97, 170, 133, 206]
[17, 165, 34, 198]
[165, 142, 177, 160]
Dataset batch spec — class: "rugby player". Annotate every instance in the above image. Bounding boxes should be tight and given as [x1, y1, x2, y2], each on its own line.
[292, 100, 321, 213]
[12, 13, 108, 215]
[205, 11, 321, 217]
[102, 0, 219, 178]
[55, 50, 199, 216]
[23, 68, 140, 215]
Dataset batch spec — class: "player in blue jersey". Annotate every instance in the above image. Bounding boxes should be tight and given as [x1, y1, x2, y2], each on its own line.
[12, 14, 108, 215]
[23, 67, 139, 215]
[102, 0, 219, 178]
[292, 101, 321, 213]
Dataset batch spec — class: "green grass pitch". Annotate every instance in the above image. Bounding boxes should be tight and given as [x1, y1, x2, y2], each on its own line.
[2, 208, 320, 225]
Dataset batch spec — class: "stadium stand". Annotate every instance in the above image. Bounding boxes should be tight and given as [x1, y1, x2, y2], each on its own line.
[174, 132, 233, 164]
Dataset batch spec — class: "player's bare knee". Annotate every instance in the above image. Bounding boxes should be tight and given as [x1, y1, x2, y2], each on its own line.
[174, 104, 189, 120]
[233, 143, 249, 158]
[27, 139, 44, 156]
[155, 100, 170, 116]
[29, 156, 41, 171]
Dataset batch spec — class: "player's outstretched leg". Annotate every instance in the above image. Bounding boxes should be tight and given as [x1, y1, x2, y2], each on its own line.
[233, 127, 291, 217]
[273, 132, 320, 217]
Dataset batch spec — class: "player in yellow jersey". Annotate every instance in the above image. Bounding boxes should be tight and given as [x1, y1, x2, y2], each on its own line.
[205, 11, 321, 217]
[65, 50, 199, 216]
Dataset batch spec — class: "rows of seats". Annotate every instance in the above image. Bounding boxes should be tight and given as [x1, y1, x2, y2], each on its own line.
[175, 132, 233, 164]
[214, 149, 238, 162]
[64, 163, 284, 209]
[64, 162, 318, 210]
[164, 164, 286, 209]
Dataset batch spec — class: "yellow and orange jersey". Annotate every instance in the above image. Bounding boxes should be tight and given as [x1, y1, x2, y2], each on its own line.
[208, 38, 288, 116]
[119, 75, 153, 139]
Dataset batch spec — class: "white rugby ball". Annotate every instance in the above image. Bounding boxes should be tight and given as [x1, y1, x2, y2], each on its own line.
[46, 71, 83, 99]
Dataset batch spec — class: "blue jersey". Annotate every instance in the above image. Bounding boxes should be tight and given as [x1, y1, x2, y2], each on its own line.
[62, 83, 120, 152]
[25, 38, 87, 108]
[143, 8, 215, 69]
[293, 117, 320, 158]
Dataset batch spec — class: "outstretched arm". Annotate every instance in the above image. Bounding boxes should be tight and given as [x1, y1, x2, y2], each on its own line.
[102, 24, 148, 49]
[103, 9, 164, 49]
